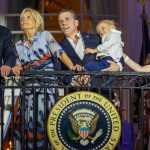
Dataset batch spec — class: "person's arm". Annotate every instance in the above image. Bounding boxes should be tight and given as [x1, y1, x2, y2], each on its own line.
[58, 52, 74, 70]
[3, 28, 16, 67]
[46, 31, 83, 71]
[123, 54, 150, 72]
[1, 27, 16, 77]
[101, 60, 120, 71]
[59, 52, 84, 71]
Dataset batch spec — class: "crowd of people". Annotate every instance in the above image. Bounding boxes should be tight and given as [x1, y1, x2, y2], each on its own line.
[0, 7, 150, 150]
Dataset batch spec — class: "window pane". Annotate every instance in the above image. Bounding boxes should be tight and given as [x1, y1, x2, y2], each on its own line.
[7, 16, 20, 31]
[44, 16, 60, 31]
[85, 0, 117, 15]
[12, 34, 23, 43]
[6, 0, 38, 13]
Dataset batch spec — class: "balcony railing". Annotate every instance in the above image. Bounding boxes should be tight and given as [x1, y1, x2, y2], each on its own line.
[0, 71, 150, 150]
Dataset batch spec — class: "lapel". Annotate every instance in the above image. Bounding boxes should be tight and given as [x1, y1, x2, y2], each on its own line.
[81, 33, 90, 60]
[81, 33, 90, 49]
[62, 36, 81, 61]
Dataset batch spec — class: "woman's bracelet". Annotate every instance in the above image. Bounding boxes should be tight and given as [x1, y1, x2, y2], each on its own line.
[123, 54, 129, 62]
[124, 56, 129, 62]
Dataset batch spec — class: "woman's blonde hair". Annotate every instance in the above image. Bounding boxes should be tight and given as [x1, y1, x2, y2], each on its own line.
[20, 8, 44, 32]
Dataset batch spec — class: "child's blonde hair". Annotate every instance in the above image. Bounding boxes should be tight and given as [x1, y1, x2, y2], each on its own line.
[96, 19, 116, 33]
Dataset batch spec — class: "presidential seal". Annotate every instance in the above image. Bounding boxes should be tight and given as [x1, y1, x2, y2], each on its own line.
[47, 91, 121, 150]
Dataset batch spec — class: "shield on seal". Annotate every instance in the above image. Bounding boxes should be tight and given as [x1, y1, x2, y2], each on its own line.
[79, 127, 90, 139]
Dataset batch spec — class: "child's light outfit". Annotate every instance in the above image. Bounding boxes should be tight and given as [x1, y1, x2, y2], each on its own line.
[84, 29, 124, 71]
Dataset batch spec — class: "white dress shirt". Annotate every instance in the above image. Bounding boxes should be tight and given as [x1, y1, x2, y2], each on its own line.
[67, 32, 85, 60]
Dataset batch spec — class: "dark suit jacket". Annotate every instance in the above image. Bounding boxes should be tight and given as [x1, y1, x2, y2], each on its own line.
[0, 25, 16, 67]
[59, 32, 101, 70]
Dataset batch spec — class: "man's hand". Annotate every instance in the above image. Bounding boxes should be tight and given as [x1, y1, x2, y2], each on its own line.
[102, 60, 120, 71]
[0, 65, 11, 77]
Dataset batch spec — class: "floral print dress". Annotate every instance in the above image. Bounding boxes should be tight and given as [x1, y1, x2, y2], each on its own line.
[15, 31, 63, 149]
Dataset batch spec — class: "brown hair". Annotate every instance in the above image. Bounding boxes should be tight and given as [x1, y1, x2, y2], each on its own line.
[58, 9, 78, 20]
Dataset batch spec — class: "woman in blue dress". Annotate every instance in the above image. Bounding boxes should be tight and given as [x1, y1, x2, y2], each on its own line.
[12, 8, 79, 149]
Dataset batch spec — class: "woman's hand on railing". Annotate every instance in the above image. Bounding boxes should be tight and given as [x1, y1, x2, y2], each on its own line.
[70, 64, 85, 71]
[12, 65, 23, 76]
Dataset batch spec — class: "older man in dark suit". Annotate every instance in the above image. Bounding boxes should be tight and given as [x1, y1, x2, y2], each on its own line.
[0, 25, 16, 105]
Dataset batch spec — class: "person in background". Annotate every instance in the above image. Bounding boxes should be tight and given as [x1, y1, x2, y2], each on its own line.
[0, 25, 16, 106]
[58, 9, 121, 72]
[12, 8, 81, 149]
[84, 19, 124, 71]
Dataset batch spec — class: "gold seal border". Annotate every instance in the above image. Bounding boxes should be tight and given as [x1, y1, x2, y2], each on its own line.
[47, 91, 121, 150]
